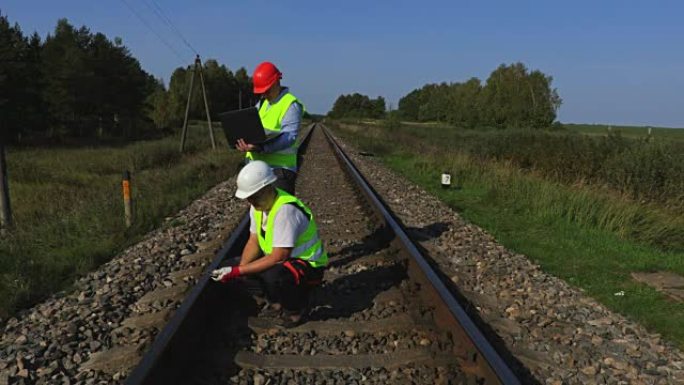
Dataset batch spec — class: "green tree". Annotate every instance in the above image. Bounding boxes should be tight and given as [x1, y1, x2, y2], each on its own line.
[328, 93, 386, 119]
[396, 63, 561, 129]
[23, 32, 47, 137]
[41, 20, 87, 136]
[446, 78, 482, 128]
[0, 12, 35, 142]
[147, 79, 172, 131]
[161, 61, 253, 131]
[372, 96, 387, 118]
[397, 88, 424, 121]
[39, 19, 156, 139]
[234, 67, 253, 109]
[203, 59, 235, 118]
[481, 63, 561, 128]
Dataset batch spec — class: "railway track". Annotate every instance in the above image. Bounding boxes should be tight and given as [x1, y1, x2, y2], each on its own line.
[124, 124, 521, 385]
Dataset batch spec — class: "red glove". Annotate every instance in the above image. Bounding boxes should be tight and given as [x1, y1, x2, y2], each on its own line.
[210, 266, 242, 283]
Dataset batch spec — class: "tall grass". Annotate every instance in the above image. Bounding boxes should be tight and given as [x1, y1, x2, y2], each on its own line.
[336, 122, 683, 250]
[0, 127, 242, 319]
[354, 121, 683, 222]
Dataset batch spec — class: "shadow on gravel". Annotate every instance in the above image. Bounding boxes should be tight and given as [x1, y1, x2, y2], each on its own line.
[309, 262, 407, 321]
[327, 221, 450, 269]
[327, 225, 394, 268]
[406, 222, 451, 242]
[175, 283, 259, 384]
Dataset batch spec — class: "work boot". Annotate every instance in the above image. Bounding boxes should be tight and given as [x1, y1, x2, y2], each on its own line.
[278, 310, 306, 329]
[279, 301, 311, 328]
[260, 302, 283, 318]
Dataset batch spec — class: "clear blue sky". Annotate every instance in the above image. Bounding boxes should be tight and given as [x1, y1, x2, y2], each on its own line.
[3, 0, 683, 127]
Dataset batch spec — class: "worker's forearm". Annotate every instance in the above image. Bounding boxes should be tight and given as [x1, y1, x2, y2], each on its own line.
[239, 253, 281, 275]
[240, 248, 291, 276]
[240, 235, 262, 265]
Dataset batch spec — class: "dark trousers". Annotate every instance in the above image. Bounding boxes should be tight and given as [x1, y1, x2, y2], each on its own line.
[227, 257, 323, 312]
[273, 168, 297, 195]
[260, 259, 323, 312]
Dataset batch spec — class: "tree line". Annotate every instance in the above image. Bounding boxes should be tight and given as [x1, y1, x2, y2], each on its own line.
[0, 12, 252, 144]
[328, 93, 386, 119]
[328, 63, 561, 129]
[398, 63, 562, 129]
[0, 13, 157, 142]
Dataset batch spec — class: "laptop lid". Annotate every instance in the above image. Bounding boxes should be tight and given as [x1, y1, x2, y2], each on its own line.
[218, 107, 266, 149]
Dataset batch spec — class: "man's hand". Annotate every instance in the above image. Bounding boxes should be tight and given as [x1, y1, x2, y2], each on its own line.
[235, 139, 262, 153]
[211, 266, 242, 283]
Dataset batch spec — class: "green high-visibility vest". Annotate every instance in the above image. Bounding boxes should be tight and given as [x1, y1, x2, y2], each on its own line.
[254, 189, 328, 268]
[246, 92, 302, 169]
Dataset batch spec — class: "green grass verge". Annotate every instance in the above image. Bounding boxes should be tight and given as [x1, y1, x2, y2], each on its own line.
[0, 126, 242, 320]
[331, 121, 684, 348]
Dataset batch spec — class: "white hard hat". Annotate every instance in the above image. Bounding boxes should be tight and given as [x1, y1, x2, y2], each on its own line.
[235, 160, 278, 199]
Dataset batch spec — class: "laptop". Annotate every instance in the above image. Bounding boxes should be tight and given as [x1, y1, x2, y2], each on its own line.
[218, 107, 281, 149]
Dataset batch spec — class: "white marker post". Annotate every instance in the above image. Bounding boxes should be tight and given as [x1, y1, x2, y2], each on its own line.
[441, 171, 451, 189]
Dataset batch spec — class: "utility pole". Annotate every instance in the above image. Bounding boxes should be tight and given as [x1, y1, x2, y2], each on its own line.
[179, 55, 216, 152]
[239, 88, 242, 109]
[0, 143, 13, 230]
[197, 60, 216, 150]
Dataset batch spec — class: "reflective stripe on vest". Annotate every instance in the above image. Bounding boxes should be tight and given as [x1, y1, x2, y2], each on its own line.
[245, 92, 301, 169]
[254, 189, 328, 268]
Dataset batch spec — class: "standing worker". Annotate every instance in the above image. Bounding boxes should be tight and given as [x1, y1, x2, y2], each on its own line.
[235, 61, 303, 194]
[211, 161, 327, 327]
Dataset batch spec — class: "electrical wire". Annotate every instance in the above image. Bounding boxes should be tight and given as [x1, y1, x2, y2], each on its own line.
[144, 0, 198, 56]
[118, 0, 188, 64]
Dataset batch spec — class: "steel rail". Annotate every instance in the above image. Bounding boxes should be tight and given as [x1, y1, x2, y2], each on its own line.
[124, 124, 316, 385]
[321, 124, 521, 385]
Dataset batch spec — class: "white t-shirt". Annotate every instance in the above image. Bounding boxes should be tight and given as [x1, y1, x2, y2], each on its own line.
[249, 204, 310, 248]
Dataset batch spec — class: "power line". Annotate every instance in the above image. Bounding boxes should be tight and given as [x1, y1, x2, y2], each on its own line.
[144, 0, 198, 56]
[117, 0, 188, 65]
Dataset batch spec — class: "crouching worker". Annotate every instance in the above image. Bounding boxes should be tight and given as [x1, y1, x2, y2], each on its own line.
[211, 160, 327, 327]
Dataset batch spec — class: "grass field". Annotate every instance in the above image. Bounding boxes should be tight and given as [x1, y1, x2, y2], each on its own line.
[565, 123, 684, 142]
[330, 120, 684, 348]
[0, 124, 242, 320]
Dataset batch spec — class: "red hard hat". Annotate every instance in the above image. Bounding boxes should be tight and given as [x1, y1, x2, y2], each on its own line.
[252, 61, 282, 94]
